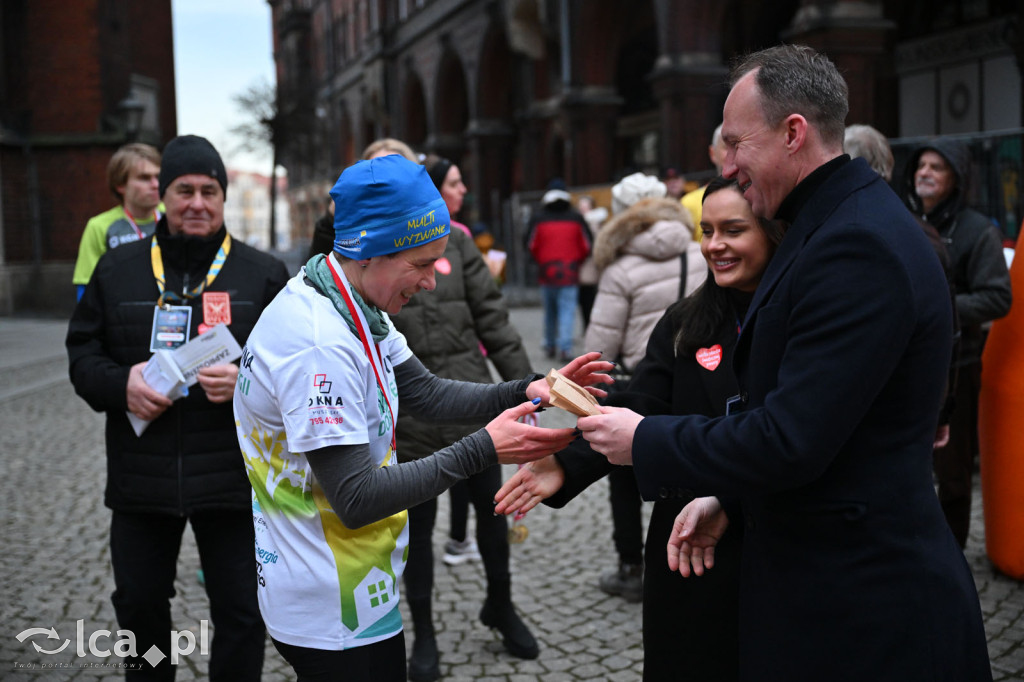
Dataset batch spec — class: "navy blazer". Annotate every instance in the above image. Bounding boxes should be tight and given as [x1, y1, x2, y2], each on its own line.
[633, 159, 991, 680]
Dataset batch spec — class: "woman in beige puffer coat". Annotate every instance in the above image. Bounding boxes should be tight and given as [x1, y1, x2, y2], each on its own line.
[584, 195, 705, 371]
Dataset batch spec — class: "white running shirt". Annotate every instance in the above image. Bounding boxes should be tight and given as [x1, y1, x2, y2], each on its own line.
[234, 259, 413, 650]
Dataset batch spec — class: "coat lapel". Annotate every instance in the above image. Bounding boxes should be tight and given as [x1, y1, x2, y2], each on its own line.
[738, 159, 881, 339]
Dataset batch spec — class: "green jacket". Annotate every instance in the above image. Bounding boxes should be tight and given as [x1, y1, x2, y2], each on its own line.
[73, 204, 163, 285]
[390, 229, 533, 461]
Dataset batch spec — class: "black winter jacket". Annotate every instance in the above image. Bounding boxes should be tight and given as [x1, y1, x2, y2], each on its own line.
[67, 220, 289, 515]
[904, 138, 1012, 364]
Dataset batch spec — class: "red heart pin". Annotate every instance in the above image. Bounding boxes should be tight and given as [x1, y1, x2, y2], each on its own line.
[434, 257, 452, 275]
[695, 344, 722, 371]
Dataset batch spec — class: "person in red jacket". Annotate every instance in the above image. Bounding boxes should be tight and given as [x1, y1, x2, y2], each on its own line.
[525, 181, 592, 361]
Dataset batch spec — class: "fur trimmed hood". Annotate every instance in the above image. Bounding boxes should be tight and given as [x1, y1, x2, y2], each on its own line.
[593, 197, 695, 270]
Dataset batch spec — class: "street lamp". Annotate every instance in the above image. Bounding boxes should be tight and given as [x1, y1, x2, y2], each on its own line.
[117, 94, 145, 143]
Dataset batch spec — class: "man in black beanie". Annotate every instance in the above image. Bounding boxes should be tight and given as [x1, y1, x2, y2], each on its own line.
[67, 134, 289, 680]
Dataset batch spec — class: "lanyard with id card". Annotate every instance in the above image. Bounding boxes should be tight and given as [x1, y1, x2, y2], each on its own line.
[149, 233, 231, 351]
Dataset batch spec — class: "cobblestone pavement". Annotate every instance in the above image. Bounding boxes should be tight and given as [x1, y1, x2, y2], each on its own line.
[1, 310, 1022, 680]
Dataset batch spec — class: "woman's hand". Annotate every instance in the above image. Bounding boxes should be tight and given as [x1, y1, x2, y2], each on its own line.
[494, 455, 565, 516]
[485, 400, 577, 466]
[524, 351, 615, 406]
[577, 405, 644, 465]
[667, 496, 729, 578]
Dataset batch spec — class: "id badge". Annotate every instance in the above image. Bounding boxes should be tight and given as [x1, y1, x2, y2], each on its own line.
[150, 305, 192, 351]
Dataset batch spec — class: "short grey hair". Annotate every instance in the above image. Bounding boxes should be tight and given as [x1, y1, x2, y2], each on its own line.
[844, 124, 893, 181]
[731, 44, 849, 149]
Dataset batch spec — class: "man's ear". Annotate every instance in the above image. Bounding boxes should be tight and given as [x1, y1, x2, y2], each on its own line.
[783, 114, 808, 155]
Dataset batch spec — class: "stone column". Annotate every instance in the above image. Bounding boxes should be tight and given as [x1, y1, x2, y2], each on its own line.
[648, 0, 729, 174]
[784, 0, 897, 133]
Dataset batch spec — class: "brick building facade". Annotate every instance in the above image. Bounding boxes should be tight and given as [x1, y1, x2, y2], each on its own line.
[0, 0, 176, 316]
[270, 0, 1023, 259]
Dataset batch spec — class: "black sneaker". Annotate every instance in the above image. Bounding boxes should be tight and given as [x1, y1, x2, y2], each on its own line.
[598, 563, 643, 603]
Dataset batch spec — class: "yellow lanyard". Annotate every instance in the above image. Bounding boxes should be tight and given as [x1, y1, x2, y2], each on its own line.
[151, 233, 231, 308]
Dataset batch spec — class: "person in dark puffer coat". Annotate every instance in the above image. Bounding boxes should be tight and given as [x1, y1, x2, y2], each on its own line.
[903, 137, 1012, 547]
[67, 135, 289, 681]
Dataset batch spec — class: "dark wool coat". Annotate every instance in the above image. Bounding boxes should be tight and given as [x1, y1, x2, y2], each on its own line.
[67, 221, 289, 515]
[903, 137, 1012, 365]
[633, 158, 991, 680]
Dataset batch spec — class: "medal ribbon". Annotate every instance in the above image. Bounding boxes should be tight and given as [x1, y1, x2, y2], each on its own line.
[325, 255, 398, 457]
[151, 233, 231, 308]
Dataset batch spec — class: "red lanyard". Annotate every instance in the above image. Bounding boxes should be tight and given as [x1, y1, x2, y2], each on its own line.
[124, 208, 160, 238]
[325, 255, 397, 456]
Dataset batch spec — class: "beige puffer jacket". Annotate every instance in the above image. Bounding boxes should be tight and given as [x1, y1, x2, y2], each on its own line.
[583, 197, 706, 369]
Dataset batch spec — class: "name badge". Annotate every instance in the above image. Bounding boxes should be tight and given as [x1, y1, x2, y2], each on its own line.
[150, 305, 192, 351]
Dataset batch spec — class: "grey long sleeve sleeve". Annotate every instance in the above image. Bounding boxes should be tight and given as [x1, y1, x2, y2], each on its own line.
[306, 355, 540, 528]
[393, 353, 538, 422]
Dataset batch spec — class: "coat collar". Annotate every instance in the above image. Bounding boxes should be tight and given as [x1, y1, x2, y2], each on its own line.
[740, 156, 879, 332]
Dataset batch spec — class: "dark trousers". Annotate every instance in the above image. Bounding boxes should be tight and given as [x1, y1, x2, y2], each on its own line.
[405, 464, 509, 601]
[608, 465, 644, 565]
[273, 632, 406, 682]
[109, 509, 265, 681]
[578, 283, 598, 331]
[934, 361, 981, 548]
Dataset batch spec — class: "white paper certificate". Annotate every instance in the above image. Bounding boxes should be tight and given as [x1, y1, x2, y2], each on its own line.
[171, 323, 243, 387]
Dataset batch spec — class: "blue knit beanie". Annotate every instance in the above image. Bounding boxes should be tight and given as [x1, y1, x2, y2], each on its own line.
[330, 155, 450, 259]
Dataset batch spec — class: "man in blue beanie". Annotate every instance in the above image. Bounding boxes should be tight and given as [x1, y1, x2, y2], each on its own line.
[67, 134, 289, 680]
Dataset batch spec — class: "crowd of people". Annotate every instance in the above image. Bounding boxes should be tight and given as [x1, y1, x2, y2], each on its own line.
[66, 41, 1012, 682]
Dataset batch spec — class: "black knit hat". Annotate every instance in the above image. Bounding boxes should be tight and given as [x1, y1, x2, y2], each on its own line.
[158, 135, 228, 199]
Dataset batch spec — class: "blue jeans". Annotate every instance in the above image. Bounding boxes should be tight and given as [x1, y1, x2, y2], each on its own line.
[541, 284, 578, 355]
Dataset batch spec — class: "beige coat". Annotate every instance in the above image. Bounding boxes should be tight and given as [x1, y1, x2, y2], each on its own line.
[584, 197, 705, 369]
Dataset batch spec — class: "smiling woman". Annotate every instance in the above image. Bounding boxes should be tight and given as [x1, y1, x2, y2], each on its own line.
[493, 178, 787, 681]
[699, 179, 779, 293]
[232, 154, 613, 681]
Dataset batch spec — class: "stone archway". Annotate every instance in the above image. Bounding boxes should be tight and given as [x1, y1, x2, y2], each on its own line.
[402, 70, 429, 151]
[433, 46, 470, 162]
[470, 18, 519, 222]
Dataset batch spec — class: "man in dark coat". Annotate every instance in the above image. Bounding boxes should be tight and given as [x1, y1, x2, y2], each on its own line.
[903, 137, 1012, 548]
[67, 135, 289, 680]
[578, 45, 991, 680]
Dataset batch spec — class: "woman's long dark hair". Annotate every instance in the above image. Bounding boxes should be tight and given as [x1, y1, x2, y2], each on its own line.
[670, 176, 786, 355]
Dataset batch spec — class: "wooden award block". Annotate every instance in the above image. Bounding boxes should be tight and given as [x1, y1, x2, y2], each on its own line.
[545, 368, 601, 417]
